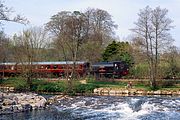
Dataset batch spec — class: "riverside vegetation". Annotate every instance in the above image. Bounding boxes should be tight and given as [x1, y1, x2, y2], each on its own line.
[0, 77, 179, 95]
[0, 76, 179, 116]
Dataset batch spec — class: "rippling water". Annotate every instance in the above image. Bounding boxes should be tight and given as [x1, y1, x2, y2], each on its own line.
[1, 96, 180, 120]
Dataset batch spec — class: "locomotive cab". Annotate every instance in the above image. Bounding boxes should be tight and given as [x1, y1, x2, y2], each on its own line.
[91, 61, 129, 78]
[113, 61, 129, 78]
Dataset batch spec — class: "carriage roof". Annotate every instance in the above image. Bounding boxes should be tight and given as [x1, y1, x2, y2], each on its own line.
[0, 61, 88, 65]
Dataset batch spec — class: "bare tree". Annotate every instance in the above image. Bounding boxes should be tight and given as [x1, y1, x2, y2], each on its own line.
[46, 8, 117, 62]
[46, 8, 117, 92]
[84, 8, 117, 46]
[0, 0, 28, 27]
[13, 27, 49, 89]
[0, 0, 28, 79]
[131, 6, 174, 88]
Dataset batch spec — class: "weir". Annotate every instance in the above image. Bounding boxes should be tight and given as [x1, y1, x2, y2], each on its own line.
[1, 96, 180, 120]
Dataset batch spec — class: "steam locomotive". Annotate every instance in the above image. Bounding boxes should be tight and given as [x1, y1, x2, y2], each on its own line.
[0, 61, 129, 78]
[91, 61, 129, 78]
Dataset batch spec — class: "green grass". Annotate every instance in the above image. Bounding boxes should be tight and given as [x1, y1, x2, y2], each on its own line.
[0, 77, 29, 91]
[0, 77, 99, 94]
[87, 81, 127, 88]
[87, 77, 180, 91]
[1, 77, 179, 93]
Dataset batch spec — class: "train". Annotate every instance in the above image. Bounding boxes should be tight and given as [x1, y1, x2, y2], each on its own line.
[0, 61, 129, 78]
[91, 61, 129, 78]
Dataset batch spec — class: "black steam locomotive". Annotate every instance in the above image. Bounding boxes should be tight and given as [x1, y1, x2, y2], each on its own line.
[91, 61, 129, 78]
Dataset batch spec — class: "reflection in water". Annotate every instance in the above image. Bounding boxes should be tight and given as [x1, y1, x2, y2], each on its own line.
[1, 96, 180, 120]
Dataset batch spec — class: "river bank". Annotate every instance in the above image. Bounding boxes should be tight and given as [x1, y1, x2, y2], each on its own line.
[93, 87, 180, 96]
[0, 92, 47, 115]
[0, 89, 179, 117]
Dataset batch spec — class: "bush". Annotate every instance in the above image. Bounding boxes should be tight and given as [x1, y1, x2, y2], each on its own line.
[1, 77, 29, 91]
[31, 80, 67, 93]
[128, 63, 149, 78]
[74, 83, 99, 94]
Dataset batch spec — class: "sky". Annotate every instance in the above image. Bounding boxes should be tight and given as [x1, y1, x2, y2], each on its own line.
[3, 0, 180, 47]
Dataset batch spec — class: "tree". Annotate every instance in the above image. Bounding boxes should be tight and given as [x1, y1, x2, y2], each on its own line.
[0, 31, 9, 62]
[46, 8, 117, 70]
[102, 41, 119, 61]
[13, 27, 49, 89]
[162, 46, 180, 78]
[0, 0, 28, 79]
[84, 8, 117, 46]
[131, 6, 174, 88]
[102, 41, 133, 66]
[46, 8, 117, 61]
[0, 0, 28, 27]
[46, 8, 117, 92]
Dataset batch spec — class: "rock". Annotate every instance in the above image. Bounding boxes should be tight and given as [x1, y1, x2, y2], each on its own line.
[147, 91, 153, 95]
[14, 105, 23, 111]
[109, 90, 116, 95]
[3, 99, 16, 106]
[22, 104, 32, 111]
[115, 90, 122, 94]
[154, 90, 162, 95]
[0, 104, 2, 109]
[2, 106, 12, 112]
[122, 90, 129, 94]
[0, 92, 47, 114]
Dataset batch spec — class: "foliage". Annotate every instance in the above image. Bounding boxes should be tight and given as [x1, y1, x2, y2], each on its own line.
[87, 78, 127, 88]
[128, 63, 149, 78]
[102, 41, 133, 66]
[0, 77, 29, 91]
[74, 83, 99, 94]
[31, 80, 67, 93]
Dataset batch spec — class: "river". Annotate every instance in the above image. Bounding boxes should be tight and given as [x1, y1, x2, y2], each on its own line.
[1, 96, 180, 120]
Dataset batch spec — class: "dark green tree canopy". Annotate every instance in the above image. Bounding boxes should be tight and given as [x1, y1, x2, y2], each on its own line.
[102, 41, 133, 66]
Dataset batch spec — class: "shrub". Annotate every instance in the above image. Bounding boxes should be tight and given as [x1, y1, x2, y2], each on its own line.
[128, 63, 149, 78]
[1, 77, 29, 91]
[31, 80, 67, 93]
[74, 83, 99, 94]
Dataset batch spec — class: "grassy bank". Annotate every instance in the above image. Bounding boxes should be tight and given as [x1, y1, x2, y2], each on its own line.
[86, 77, 180, 91]
[0, 77, 179, 94]
[0, 77, 99, 95]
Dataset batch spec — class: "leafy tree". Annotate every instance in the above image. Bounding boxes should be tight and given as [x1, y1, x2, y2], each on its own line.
[102, 41, 133, 66]
[102, 41, 119, 61]
[163, 46, 180, 78]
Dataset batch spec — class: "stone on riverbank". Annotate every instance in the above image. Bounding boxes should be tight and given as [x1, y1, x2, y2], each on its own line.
[0, 92, 47, 115]
[93, 87, 180, 96]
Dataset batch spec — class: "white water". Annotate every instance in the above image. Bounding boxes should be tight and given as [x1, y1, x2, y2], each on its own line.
[54, 96, 180, 120]
[1, 96, 180, 120]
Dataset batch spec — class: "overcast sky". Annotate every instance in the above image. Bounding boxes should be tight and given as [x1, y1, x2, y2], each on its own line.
[3, 0, 180, 47]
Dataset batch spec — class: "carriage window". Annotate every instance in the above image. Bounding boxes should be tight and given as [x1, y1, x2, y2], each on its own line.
[35, 65, 38, 69]
[79, 65, 83, 69]
[6, 66, 11, 70]
[46, 65, 51, 69]
[11, 66, 15, 70]
[53, 65, 58, 69]
[59, 65, 64, 69]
